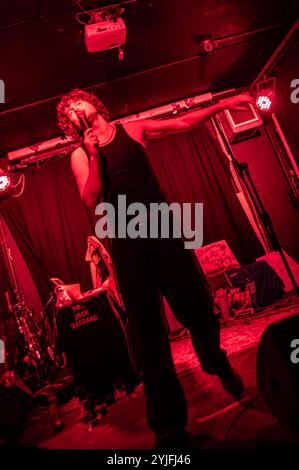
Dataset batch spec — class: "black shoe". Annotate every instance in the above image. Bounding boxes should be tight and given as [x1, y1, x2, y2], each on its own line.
[218, 367, 244, 399]
[155, 429, 188, 449]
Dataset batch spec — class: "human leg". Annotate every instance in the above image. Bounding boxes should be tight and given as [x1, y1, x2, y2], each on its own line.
[111, 237, 188, 434]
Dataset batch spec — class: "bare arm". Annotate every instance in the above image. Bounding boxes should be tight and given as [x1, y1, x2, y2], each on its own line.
[137, 93, 254, 140]
[71, 146, 103, 209]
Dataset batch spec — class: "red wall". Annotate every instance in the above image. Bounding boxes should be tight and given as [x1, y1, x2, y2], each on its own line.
[275, 40, 299, 166]
[232, 127, 299, 262]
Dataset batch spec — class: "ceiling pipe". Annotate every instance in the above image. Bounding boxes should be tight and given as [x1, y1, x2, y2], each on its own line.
[252, 17, 299, 86]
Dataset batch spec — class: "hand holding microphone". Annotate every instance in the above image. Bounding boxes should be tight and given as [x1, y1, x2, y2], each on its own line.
[76, 110, 99, 157]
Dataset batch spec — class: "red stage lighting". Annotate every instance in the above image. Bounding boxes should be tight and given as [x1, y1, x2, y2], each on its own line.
[0, 169, 25, 201]
[0, 170, 12, 200]
[255, 77, 276, 112]
[0, 174, 10, 192]
[256, 92, 273, 111]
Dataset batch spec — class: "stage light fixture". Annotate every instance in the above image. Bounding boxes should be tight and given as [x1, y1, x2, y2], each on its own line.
[255, 77, 276, 112]
[256, 92, 273, 111]
[0, 171, 12, 200]
[0, 174, 10, 192]
[0, 169, 25, 201]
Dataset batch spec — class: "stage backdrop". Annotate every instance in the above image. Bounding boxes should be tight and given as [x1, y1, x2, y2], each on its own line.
[1, 123, 264, 305]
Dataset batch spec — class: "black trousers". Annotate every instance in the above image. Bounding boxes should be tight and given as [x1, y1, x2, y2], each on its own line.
[110, 231, 228, 435]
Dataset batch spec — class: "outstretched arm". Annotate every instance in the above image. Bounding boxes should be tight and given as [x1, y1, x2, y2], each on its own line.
[138, 93, 254, 140]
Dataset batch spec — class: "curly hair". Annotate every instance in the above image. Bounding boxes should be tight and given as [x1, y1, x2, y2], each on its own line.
[56, 88, 109, 139]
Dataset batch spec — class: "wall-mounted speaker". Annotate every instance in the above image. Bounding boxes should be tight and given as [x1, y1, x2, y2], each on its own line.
[217, 103, 263, 143]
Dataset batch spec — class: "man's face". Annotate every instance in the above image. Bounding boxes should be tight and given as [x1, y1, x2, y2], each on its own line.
[66, 99, 98, 128]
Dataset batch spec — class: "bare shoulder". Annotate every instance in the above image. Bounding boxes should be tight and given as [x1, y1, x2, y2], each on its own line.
[70, 146, 89, 183]
[71, 145, 88, 161]
[122, 121, 146, 147]
[70, 145, 89, 169]
[70, 146, 90, 196]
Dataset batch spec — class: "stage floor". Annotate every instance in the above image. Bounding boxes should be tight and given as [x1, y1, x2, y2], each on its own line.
[21, 292, 299, 449]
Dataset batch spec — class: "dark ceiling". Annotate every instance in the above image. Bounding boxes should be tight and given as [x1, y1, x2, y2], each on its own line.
[0, 0, 299, 153]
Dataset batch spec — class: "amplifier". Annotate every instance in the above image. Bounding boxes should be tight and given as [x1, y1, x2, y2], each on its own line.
[56, 290, 137, 399]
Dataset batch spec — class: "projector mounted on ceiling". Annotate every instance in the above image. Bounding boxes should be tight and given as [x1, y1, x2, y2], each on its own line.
[84, 16, 126, 53]
[76, 1, 138, 58]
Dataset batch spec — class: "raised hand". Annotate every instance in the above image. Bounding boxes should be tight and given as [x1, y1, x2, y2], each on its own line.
[83, 128, 99, 157]
[219, 93, 255, 111]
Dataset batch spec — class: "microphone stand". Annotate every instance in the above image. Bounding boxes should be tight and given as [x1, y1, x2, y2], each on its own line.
[213, 113, 299, 296]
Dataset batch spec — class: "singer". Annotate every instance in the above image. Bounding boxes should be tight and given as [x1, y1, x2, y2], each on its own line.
[56, 88, 250, 447]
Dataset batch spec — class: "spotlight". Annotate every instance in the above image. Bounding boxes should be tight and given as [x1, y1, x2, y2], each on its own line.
[0, 174, 11, 191]
[255, 77, 276, 112]
[256, 92, 273, 111]
[0, 170, 12, 200]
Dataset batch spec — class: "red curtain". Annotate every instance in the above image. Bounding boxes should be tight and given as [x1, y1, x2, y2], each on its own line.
[1, 156, 94, 304]
[146, 123, 264, 264]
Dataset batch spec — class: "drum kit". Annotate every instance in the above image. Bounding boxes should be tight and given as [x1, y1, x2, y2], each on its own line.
[0, 214, 59, 390]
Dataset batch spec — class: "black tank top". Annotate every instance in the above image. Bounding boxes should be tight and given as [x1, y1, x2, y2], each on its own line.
[99, 124, 165, 207]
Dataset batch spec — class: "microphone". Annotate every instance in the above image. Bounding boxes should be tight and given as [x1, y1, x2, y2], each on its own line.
[75, 110, 101, 156]
[75, 110, 89, 133]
